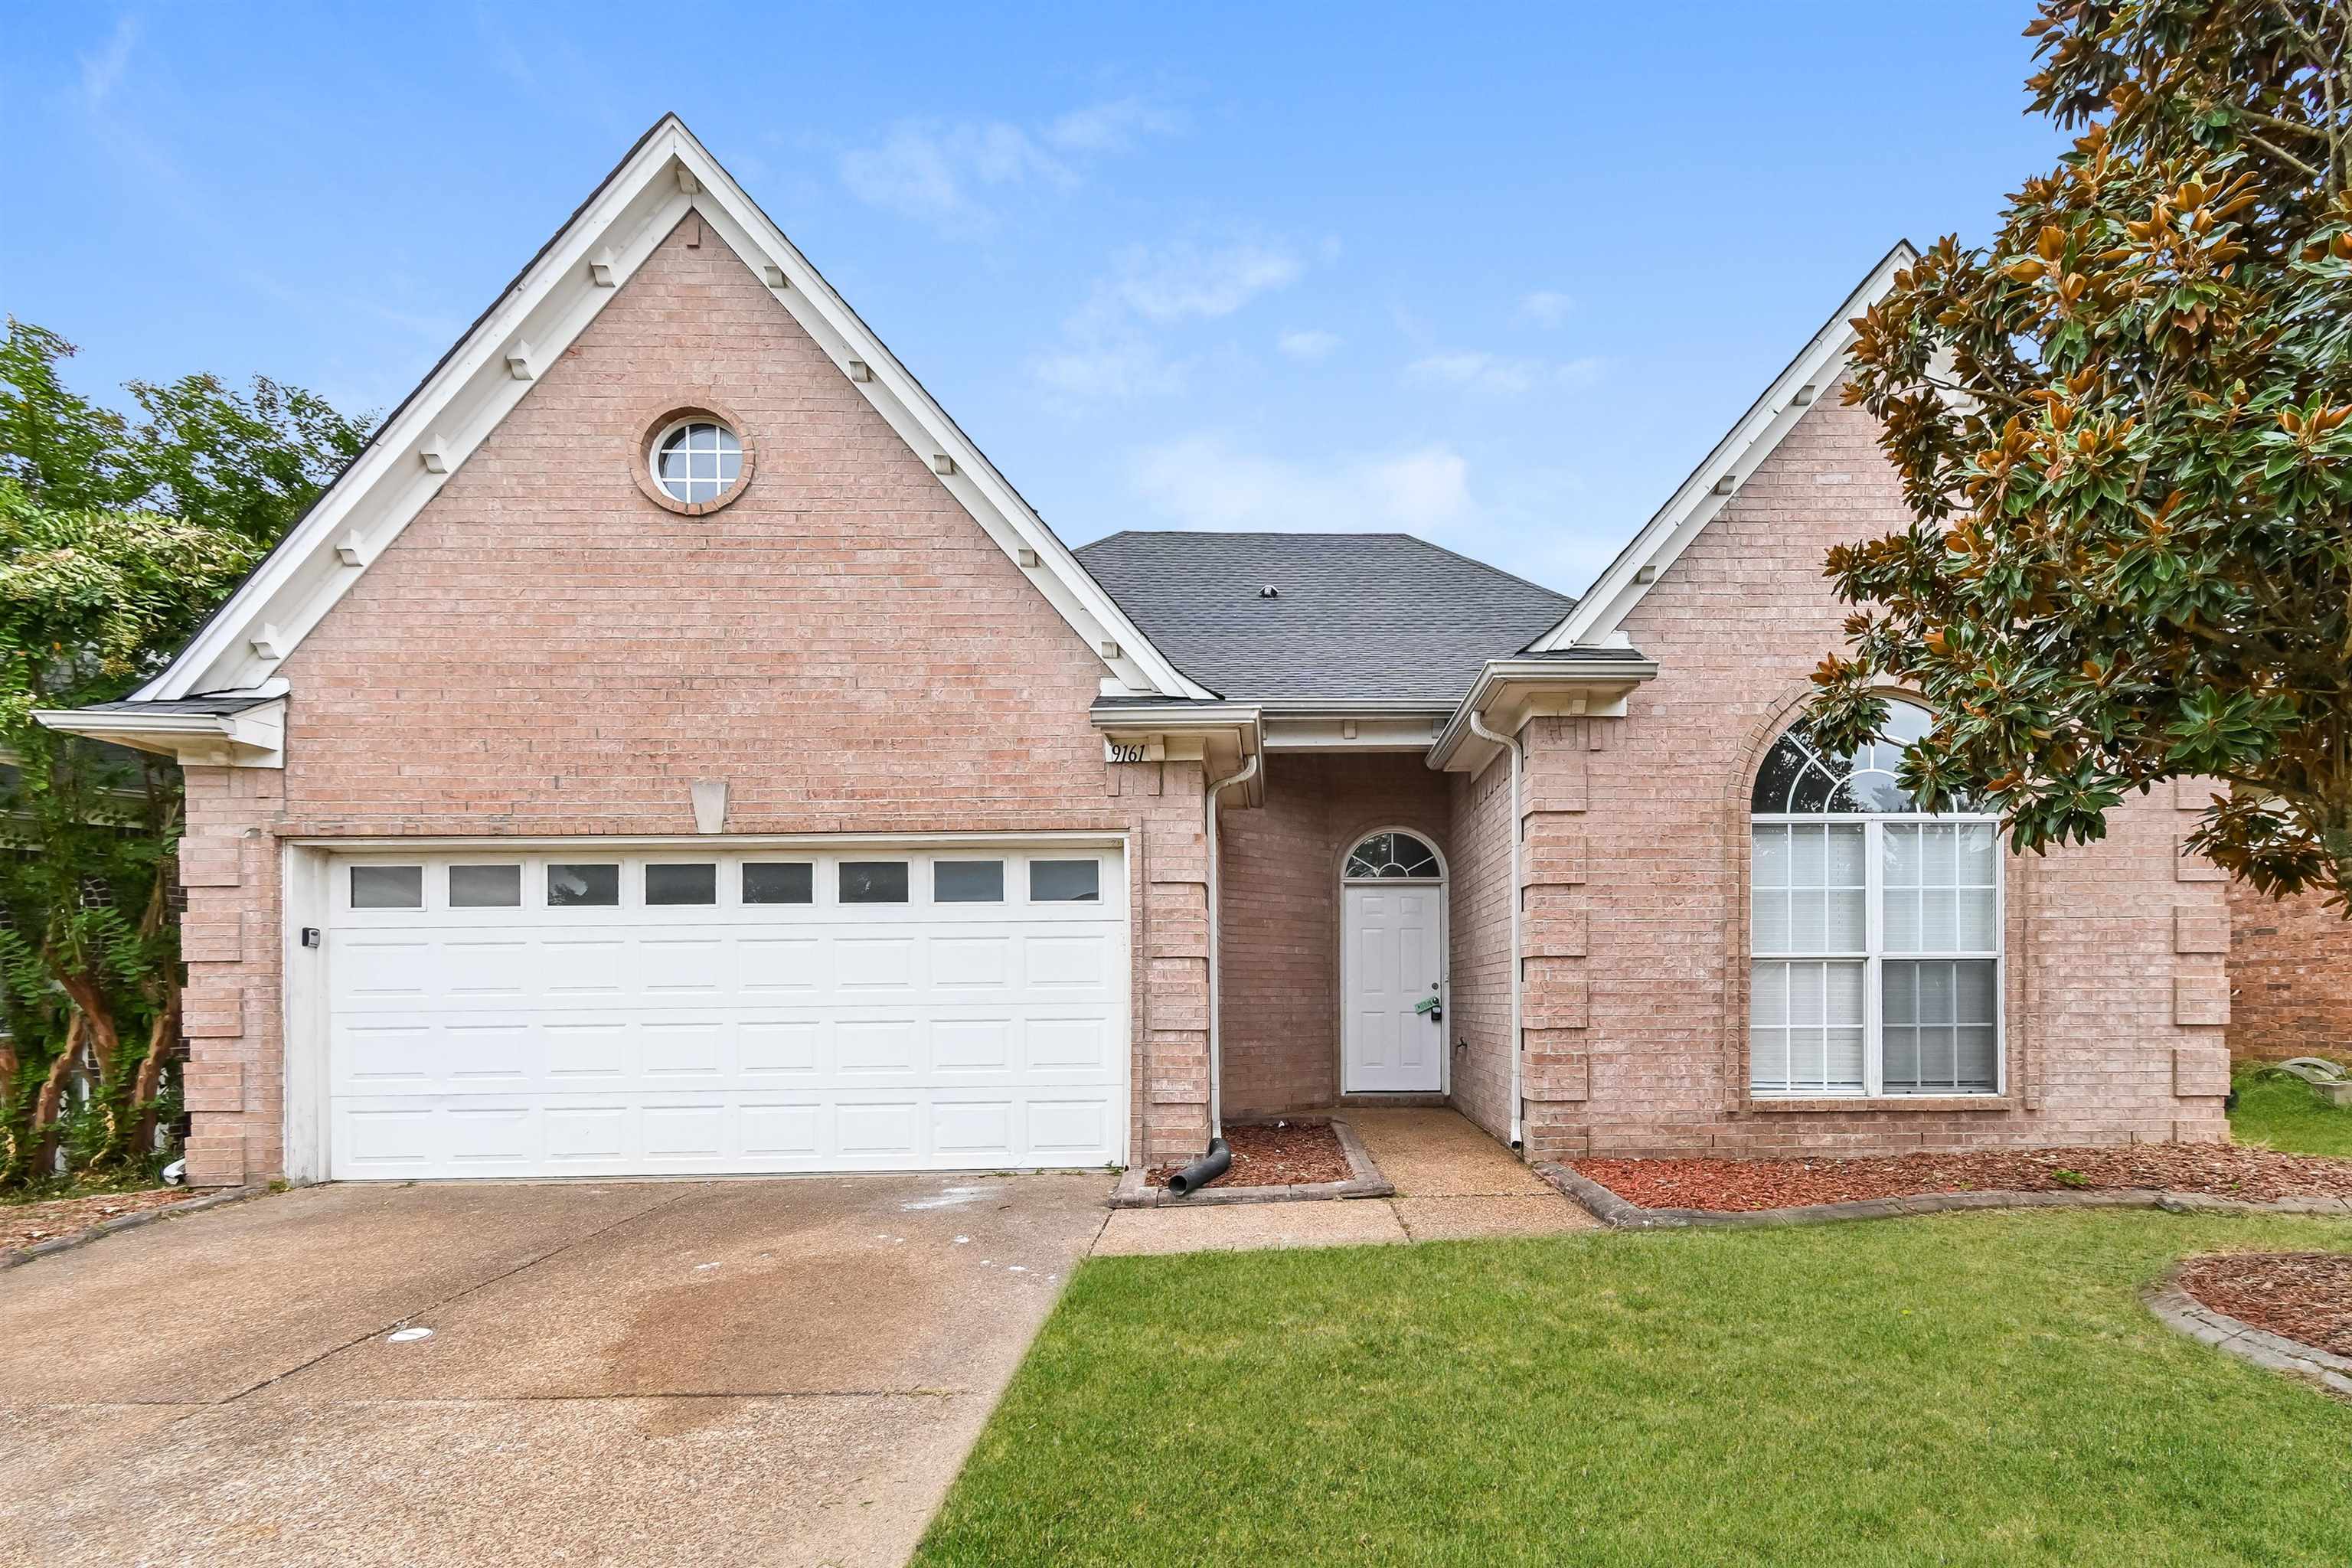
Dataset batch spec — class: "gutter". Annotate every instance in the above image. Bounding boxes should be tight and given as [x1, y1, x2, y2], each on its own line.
[1200, 751, 1261, 1142]
[1426, 655, 1658, 771]
[1466, 709, 1525, 1150]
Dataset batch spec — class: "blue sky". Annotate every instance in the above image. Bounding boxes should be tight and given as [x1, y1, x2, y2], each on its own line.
[2, 3, 2063, 595]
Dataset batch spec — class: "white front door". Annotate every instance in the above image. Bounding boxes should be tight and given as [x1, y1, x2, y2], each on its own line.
[1342, 884, 1443, 1092]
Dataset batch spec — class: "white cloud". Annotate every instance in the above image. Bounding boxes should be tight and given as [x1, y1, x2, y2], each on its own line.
[1044, 96, 1184, 154]
[1519, 289, 1575, 327]
[1032, 238, 1307, 404]
[1128, 434, 1475, 536]
[1276, 329, 1342, 361]
[1406, 351, 1606, 396]
[1106, 241, 1303, 323]
[77, 15, 140, 108]
[1031, 341, 1185, 402]
[840, 97, 1178, 231]
[839, 122, 1071, 230]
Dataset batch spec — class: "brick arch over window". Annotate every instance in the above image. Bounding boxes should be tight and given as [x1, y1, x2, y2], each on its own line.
[1716, 683, 2036, 1115]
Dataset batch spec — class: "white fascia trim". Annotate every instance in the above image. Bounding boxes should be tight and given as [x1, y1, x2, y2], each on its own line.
[1426, 657, 1658, 771]
[34, 699, 286, 768]
[140, 116, 1209, 704]
[675, 126, 1210, 702]
[1529, 241, 1919, 655]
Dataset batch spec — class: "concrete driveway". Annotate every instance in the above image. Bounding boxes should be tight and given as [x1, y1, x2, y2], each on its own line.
[0, 1172, 1110, 1568]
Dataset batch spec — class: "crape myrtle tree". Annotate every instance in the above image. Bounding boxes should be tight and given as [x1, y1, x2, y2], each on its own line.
[1810, 0, 2352, 907]
[0, 320, 369, 1187]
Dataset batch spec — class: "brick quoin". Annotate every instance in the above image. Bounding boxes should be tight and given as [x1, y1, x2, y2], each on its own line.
[175, 218, 1214, 1184]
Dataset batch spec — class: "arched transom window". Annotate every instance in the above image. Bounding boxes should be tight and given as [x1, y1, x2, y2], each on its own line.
[1749, 699, 2001, 1099]
[1344, 831, 1442, 881]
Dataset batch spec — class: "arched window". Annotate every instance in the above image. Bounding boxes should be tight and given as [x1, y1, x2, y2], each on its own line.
[1749, 699, 2001, 1098]
[1344, 831, 1442, 881]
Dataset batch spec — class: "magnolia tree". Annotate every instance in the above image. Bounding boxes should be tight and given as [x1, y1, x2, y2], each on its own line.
[0, 321, 368, 1186]
[1811, 0, 2352, 906]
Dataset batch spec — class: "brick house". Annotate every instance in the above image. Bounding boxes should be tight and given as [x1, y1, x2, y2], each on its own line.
[40, 117, 2239, 1187]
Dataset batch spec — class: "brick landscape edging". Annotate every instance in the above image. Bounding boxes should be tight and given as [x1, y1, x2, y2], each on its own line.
[1, 1185, 269, 1272]
[1108, 1118, 1395, 1209]
[2145, 1266, 2352, 1398]
[1534, 1162, 2352, 1231]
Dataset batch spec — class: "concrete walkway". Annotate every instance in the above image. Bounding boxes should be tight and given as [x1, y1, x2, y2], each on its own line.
[1092, 1107, 1599, 1256]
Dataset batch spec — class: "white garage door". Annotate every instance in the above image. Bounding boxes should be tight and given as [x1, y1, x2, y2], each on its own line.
[325, 844, 1127, 1179]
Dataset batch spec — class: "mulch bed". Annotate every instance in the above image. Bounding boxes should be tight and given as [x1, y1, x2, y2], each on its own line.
[1571, 1143, 2352, 1214]
[1147, 1119, 1352, 1188]
[2177, 1252, 2352, 1360]
[2, 1187, 188, 1254]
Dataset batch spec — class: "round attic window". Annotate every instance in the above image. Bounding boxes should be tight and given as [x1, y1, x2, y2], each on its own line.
[653, 419, 741, 504]
[634, 404, 756, 516]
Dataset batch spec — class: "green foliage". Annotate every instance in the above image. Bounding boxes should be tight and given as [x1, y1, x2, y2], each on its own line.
[1814, 2, 2352, 905]
[0, 318, 371, 1188]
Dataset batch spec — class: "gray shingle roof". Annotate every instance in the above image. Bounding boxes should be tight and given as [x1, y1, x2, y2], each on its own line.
[1074, 531, 1575, 703]
[69, 694, 280, 717]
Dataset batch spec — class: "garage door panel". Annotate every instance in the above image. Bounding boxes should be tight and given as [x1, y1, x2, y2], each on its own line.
[639, 936, 729, 995]
[541, 938, 628, 996]
[740, 936, 823, 993]
[336, 939, 435, 1005]
[325, 846, 1127, 1178]
[545, 1021, 630, 1080]
[1024, 933, 1113, 991]
[835, 936, 919, 991]
[640, 1020, 728, 1077]
[836, 1101, 921, 1158]
[931, 936, 1014, 989]
[739, 1019, 822, 1076]
[835, 1018, 919, 1074]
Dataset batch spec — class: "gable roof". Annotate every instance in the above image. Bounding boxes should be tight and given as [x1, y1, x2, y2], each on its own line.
[128, 116, 1211, 704]
[1527, 240, 1919, 653]
[1074, 531, 1575, 704]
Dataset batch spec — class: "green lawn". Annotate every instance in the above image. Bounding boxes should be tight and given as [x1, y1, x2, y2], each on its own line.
[2230, 1067, 2352, 1157]
[917, 1213, 2352, 1567]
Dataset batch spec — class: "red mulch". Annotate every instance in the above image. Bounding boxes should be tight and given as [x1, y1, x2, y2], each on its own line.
[1571, 1143, 2352, 1213]
[2177, 1252, 2352, 1359]
[1148, 1119, 1352, 1188]
[2, 1187, 188, 1254]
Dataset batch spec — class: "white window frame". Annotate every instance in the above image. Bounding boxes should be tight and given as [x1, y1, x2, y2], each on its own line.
[649, 416, 743, 505]
[1749, 810, 2005, 1099]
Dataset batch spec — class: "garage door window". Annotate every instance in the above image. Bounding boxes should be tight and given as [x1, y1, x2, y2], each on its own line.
[548, 864, 620, 907]
[934, 860, 1004, 903]
[351, 864, 423, 910]
[840, 861, 908, 903]
[1030, 859, 1100, 903]
[645, 863, 717, 906]
[741, 861, 813, 905]
[449, 864, 521, 908]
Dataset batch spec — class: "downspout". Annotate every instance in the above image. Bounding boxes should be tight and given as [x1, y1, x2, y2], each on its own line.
[1466, 710, 1524, 1150]
[1201, 751, 1260, 1142]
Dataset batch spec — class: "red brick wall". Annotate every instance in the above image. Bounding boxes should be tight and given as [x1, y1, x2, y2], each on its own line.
[2229, 882, 2352, 1060]
[1497, 396, 2232, 1161]
[1217, 753, 1452, 1116]
[175, 217, 1217, 1183]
